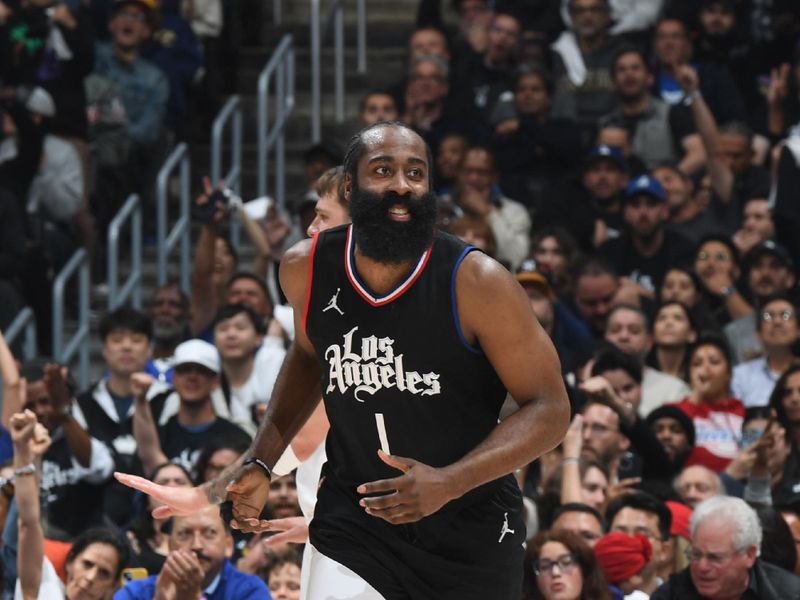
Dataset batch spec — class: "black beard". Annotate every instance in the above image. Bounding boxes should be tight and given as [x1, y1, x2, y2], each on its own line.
[349, 185, 438, 264]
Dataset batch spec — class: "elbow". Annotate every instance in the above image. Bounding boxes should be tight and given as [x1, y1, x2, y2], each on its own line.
[544, 387, 571, 452]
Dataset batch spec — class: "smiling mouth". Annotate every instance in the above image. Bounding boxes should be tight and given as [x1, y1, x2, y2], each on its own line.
[388, 205, 410, 221]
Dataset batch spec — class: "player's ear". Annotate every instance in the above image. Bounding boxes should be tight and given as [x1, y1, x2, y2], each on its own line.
[344, 174, 353, 201]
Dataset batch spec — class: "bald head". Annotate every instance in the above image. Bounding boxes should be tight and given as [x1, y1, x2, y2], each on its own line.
[675, 465, 722, 508]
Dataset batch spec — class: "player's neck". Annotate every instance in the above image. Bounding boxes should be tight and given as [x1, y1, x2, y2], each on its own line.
[353, 248, 419, 296]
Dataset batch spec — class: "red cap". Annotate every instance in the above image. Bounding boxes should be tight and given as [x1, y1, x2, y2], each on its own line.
[666, 500, 692, 540]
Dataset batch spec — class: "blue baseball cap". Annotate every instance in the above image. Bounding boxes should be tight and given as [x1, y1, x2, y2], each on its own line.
[625, 174, 666, 202]
[584, 145, 626, 171]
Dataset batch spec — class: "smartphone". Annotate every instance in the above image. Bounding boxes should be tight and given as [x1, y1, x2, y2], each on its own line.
[617, 451, 643, 480]
[121, 568, 148, 584]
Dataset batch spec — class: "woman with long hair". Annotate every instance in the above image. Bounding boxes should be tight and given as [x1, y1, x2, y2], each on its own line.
[523, 529, 611, 600]
[124, 462, 193, 573]
[648, 301, 698, 381]
[531, 227, 581, 300]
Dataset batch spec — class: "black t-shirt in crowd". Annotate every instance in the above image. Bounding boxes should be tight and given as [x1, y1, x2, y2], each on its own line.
[158, 415, 251, 475]
[599, 229, 696, 293]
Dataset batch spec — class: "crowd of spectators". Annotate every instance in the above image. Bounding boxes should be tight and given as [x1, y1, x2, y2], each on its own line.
[4, 0, 800, 598]
[0, 0, 252, 354]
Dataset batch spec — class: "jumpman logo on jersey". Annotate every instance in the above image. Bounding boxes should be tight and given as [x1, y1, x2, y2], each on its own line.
[323, 288, 344, 315]
[498, 512, 515, 543]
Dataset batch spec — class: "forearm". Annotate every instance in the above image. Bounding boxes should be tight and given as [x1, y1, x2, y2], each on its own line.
[724, 291, 753, 320]
[133, 399, 167, 475]
[768, 102, 785, 138]
[691, 95, 733, 201]
[61, 417, 92, 468]
[205, 342, 322, 503]
[241, 211, 272, 263]
[443, 395, 569, 500]
[560, 460, 583, 504]
[290, 401, 329, 461]
[189, 225, 219, 334]
[0, 331, 20, 428]
[677, 135, 707, 175]
[13, 450, 39, 527]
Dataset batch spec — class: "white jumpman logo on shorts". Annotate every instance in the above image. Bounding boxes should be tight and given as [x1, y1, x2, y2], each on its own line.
[498, 512, 515, 543]
[323, 287, 344, 315]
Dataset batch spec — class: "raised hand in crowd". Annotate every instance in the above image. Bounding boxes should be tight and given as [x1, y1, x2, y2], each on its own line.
[767, 63, 791, 137]
[11, 410, 53, 600]
[558, 415, 584, 506]
[43, 363, 71, 419]
[580, 376, 635, 428]
[10, 409, 51, 463]
[130, 371, 168, 475]
[767, 64, 791, 108]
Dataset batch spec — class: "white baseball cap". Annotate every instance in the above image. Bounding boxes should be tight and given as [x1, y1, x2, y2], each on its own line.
[173, 339, 220, 374]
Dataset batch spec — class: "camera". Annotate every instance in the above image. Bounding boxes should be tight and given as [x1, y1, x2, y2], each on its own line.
[192, 187, 242, 223]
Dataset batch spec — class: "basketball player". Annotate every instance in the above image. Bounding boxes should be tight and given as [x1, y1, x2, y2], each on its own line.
[116, 122, 570, 598]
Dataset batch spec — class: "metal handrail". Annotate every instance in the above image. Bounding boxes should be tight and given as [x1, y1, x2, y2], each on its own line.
[108, 194, 142, 310]
[310, 0, 367, 143]
[211, 95, 243, 248]
[258, 34, 295, 206]
[4, 307, 36, 360]
[52, 249, 90, 389]
[156, 143, 191, 294]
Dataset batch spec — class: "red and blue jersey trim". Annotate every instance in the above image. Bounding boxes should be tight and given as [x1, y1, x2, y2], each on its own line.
[344, 224, 433, 307]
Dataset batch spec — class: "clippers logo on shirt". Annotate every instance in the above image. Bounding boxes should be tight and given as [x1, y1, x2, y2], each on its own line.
[324, 326, 441, 402]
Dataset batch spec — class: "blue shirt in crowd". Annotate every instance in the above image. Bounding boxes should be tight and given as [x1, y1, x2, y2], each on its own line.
[113, 560, 271, 600]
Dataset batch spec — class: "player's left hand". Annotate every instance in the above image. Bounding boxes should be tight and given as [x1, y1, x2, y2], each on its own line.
[357, 450, 456, 525]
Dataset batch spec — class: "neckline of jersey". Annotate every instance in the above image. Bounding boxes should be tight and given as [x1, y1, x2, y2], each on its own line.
[344, 224, 433, 306]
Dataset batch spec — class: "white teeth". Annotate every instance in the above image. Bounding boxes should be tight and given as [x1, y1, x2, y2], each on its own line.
[389, 208, 408, 215]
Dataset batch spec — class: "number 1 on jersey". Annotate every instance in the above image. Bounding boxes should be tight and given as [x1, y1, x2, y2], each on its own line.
[375, 413, 391, 455]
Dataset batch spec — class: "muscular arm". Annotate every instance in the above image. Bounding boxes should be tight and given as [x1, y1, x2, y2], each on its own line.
[443, 253, 570, 498]
[204, 239, 322, 504]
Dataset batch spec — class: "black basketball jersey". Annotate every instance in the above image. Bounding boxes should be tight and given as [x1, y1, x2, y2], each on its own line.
[305, 224, 524, 599]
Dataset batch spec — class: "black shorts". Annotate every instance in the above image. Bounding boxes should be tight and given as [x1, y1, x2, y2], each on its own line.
[309, 473, 525, 600]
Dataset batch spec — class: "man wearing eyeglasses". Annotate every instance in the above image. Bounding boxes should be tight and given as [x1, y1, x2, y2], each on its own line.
[651, 495, 800, 599]
[725, 241, 798, 363]
[732, 292, 799, 408]
[607, 492, 672, 596]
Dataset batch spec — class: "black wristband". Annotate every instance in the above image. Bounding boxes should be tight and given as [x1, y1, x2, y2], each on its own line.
[243, 457, 272, 480]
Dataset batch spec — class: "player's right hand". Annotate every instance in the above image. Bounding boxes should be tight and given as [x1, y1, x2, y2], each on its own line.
[226, 464, 272, 532]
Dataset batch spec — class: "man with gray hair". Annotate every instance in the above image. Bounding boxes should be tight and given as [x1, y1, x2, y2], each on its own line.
[402, 54, 482, 156]
[652, 496, 800, 599]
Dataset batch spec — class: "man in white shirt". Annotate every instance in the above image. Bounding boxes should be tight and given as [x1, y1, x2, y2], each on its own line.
[213, 303, 286, 430]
